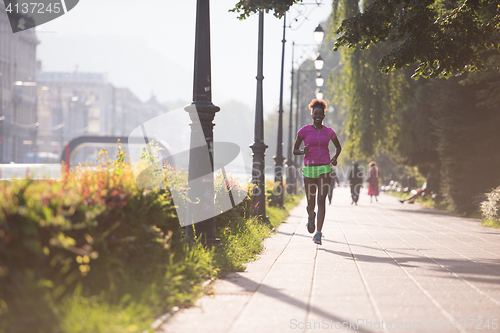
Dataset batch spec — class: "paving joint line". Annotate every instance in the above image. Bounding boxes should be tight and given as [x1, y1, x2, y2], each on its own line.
[361, 206, 500, 307]
[426, 215, 500, 247]
[379, 204, 500, 256]
[225, 211, 303, 333]
[335, 210, 388, 333]
[349, 207, 466, 333]
[371, 206, 500, 275]
[304, 244, 319, 333]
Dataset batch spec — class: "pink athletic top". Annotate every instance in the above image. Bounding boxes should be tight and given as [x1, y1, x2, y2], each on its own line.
[297, 124, 337, 165]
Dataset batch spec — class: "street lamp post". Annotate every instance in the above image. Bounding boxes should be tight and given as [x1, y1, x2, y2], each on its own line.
[295, 68, 300, 139]
[287, 26, 325, 193]
[250, 10, 268, 219]
[296, 70, 322, 128]
[274, 14, 287, 208]
[184, 0, 220, 246]
[0, 71, 3, 163]
[286, 42, 296, 195]
[294, 68, 302, 189]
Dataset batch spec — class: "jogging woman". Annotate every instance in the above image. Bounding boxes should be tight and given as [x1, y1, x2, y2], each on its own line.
[293, 99, 342, 245]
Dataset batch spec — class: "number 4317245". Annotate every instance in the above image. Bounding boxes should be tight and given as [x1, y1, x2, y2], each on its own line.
[444, 319, 498, 330]
[5, 2, 61, 14]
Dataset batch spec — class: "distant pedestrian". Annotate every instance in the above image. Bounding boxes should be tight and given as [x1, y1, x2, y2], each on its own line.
[367, 161, 380, 203]
[293, 99, 342, 245]
[399, 182, 427, 204]
[327, 168, 340, 205]
[399, 169, 438, 204]
[348, 162, 363, 205]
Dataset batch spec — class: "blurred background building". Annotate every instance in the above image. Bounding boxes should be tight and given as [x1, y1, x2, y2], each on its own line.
[0, 2, 39, 163]
[1, 2, 168, 164]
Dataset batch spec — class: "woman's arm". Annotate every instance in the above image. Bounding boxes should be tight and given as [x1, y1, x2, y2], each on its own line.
[330, 137, 342, 166]
[293, 135, 309, 155]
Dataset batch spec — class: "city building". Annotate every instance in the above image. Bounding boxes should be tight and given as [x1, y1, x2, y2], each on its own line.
[0, 2, 39, 163]
[36, 70, 113, 155]
[1, 0, 168, 164]
[36, 69, 168, 163]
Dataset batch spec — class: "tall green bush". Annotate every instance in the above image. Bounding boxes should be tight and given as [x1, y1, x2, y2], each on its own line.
[481, 186, 500, 223]
[0, 146, 190, 332]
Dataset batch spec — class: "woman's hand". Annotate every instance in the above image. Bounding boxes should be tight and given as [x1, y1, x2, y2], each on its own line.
[330, 157, 337, 166]
[304, 145, 309, 155]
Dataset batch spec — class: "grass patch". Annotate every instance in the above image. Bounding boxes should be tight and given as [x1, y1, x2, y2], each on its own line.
[53, 195, 302, 333]
[57, 242, 216, 333]
[58, 197, 300, 332]
[214, 193, 303, 275]
[267, 194, 302, 229]
[482, 219, 500, 229]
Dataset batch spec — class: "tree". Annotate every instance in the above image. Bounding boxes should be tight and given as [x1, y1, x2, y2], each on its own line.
[230, 0, 302, 19]
[332, 0, 500, 78]
[330, 0, 410, 158]
[328, 0, 500, 214]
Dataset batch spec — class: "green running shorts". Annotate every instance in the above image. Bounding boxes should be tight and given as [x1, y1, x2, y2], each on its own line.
[302, 165, 332, 179]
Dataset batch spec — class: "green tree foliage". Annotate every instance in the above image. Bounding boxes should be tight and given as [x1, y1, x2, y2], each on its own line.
[431, 63, 500, 213]
[328, 0, 500, 214]
[392, 52, 500, 214]
[332, 0, 500, 78]
[395, 77, 440, 173]
[330, 0, 410, 159]
[231, 0, 302, 19]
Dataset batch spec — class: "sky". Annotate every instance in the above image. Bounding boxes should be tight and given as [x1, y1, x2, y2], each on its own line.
[36, 0, 333, 116]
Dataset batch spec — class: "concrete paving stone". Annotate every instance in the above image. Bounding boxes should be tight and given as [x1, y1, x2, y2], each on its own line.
[158, 188, 500, 333]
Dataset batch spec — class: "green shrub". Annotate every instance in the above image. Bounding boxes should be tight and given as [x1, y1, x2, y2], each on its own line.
[0, 141, 301, 332]
[0, 145, 187, 332]
[481, 186, 500, 226]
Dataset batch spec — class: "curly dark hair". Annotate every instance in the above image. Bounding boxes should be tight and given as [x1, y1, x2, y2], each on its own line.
[308, 99, 327, 115]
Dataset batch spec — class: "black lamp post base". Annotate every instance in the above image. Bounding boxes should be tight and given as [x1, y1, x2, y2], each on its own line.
[286, 165, 297, 195]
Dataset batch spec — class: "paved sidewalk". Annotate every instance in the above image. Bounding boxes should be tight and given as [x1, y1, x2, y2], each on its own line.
[158, 187, 500, 333]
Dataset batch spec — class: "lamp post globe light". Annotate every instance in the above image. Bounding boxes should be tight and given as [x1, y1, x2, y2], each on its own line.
[314, 24, 324, 44]
[315, 74, 324, 87]
[314, 55, 324, 70]
[315, 88, 324, 100]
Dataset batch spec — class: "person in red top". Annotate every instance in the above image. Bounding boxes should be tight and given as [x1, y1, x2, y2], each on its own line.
[293, 99, 342, 245]
[367, 161, 380, 203]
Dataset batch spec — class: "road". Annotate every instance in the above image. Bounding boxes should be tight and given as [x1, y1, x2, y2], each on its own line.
[158, 187, 500, 333]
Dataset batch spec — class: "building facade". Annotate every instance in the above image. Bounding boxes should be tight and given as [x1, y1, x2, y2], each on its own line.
[36, 71, 113, 156]
[36, 70, 168, 163]
[0, 2, 39, 163]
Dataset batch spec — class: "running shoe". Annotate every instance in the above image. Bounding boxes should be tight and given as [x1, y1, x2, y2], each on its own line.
[313, 231, 322, 245]
[307, 212, 316, 234]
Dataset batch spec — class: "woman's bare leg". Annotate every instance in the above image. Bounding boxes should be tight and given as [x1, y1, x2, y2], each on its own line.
[303, 177, 317, 219]
[316, 173, 330, 232]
